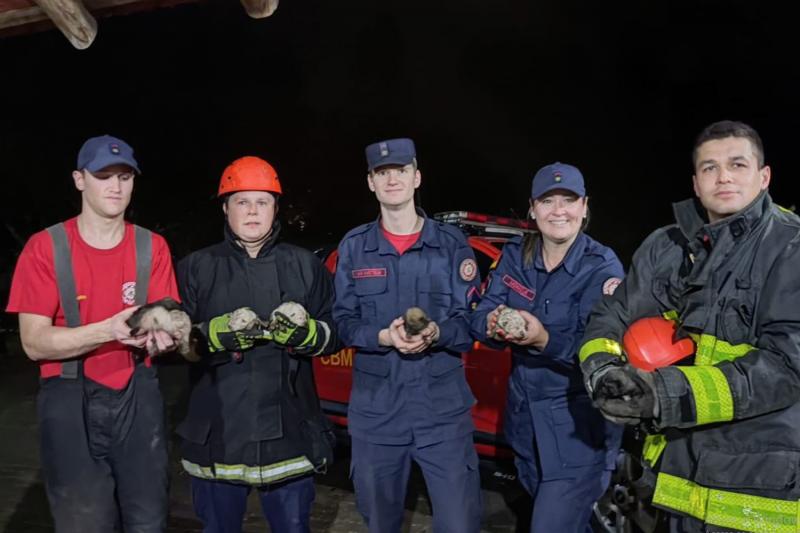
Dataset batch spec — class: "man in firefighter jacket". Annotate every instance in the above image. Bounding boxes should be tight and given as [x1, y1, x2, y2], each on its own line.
[581, 120, 800, 533]
[176, 156, 339, 533]
[333, 138, 483, 533]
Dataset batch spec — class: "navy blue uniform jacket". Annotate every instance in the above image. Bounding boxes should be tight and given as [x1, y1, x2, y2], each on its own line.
[471, 232, 624, 480]
[333, 217, 480, 447]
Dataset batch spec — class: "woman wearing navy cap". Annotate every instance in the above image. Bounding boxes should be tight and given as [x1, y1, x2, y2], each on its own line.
[471, 162, 624, 532]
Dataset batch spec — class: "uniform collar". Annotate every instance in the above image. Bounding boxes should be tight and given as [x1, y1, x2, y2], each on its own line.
[533, 232, 586, 275]
[363, 208, 439, 254]
[673, 190, 771, 244]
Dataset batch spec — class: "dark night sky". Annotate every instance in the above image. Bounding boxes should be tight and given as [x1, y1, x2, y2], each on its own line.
[2, 0, 799, 272]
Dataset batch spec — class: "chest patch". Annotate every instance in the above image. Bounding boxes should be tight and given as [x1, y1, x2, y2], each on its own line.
[122, 281, 137, 305]
[352, 268, 387, 279]
[502, 275, 535, 301]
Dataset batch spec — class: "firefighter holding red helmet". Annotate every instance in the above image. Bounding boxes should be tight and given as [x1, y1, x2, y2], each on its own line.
[582, 121, 800, 532]
[176, 155, 339, 532]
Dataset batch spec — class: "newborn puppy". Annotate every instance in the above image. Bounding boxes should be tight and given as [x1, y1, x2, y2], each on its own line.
[228, 307, 267, 332]
[493, 307, 527, 339]
[268, 302, 309, 329]
[403, 307, 431, 336]
[126, 297, 192, 357]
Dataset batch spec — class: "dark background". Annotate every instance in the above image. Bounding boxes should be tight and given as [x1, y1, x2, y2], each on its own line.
[2, 0, 799, 276]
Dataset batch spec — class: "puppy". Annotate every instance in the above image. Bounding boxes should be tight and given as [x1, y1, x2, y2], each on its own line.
[403, 306, 431, 336]
[126, 297, 192, 358]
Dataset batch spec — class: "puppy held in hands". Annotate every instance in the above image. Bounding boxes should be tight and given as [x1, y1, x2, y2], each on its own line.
[126, 297, 192, 358]
[403, 306, 431, 337]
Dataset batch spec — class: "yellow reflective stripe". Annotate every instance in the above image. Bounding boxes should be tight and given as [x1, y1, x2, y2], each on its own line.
[653, 472, 708, 522]
[642, 434, 667, 466]
[662, 310, 679, 322]
[676, 366, 734, 425]
[693, 333, 755, 366]
[653, 472, 800, 533]
[181, 456, 315, 485]
[578, 338, 623, 363]
[656, 311, 754, 367]
[181, 459, 214, 479]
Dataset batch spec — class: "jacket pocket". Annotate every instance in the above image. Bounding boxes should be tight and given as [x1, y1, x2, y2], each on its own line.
[418, 274, 453, 314]
[350, 355, 391, 415]
[695, 449, 799, 490]
[354, 276, 388, 296]
[301, 416, 336, 472]
[718, 296, 755, 346]
[550, 394, 606, 468]
[426, 357, 475, 416]
[176, 418, 211, 445]
[354, 276, 387, 320]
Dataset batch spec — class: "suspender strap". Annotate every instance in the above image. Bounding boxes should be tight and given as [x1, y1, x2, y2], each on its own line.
[46, 223, 153, 379]
[47, 223, 81, 378]
[134, 225, 152, 306]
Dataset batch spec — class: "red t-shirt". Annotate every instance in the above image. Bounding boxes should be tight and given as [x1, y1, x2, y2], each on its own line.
[6, 217, 179, 389]
[381, 225, 421, 255]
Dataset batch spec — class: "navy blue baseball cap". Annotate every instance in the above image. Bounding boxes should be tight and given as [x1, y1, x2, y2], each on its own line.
[77, 135, 141, 174]
[365, 138, 416, 171]
[531, 162, 585, 199]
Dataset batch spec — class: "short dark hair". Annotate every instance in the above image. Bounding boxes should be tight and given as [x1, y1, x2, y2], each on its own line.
[692, 120, 765, 168]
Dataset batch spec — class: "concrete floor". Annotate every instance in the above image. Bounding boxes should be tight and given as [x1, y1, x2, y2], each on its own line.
[0, 335, 531, 533]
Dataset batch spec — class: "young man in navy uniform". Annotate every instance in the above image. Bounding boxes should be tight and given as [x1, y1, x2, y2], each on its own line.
[333, 138, 483, 533]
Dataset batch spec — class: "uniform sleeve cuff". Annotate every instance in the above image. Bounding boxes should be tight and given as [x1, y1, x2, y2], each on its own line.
[538, 330, 571, 361]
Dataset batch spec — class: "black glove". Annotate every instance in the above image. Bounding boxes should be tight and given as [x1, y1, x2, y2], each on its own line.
[592, 365, 659, 425]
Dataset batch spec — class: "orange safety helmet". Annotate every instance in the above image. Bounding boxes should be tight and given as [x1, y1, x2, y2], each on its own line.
[218, 156, 282, 197]
[623, 316, 695, 371]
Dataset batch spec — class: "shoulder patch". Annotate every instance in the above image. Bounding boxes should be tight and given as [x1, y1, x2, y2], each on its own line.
[459, 258, 478, 282]
[602, 277, 622, 296]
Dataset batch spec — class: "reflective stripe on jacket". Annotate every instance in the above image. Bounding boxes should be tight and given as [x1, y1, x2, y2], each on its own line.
[581, 192, 800, 531]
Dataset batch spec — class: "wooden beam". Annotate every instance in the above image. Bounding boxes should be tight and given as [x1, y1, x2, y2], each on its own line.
[0, 5, 48, 30]
[32, 0, 96, 48]
[239, 0, 276, 19]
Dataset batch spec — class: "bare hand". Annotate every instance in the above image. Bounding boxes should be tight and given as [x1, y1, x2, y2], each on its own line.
[385, 317, 434, 354]
[109, 307, 148, 348]
[419, 321, 440, 345]
[145, 329, 177, 356]
[486, 304, 507, 339]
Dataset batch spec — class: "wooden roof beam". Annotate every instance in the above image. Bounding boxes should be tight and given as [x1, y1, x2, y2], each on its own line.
[239, 0, 276, 19]
[32, 0, 96, 48]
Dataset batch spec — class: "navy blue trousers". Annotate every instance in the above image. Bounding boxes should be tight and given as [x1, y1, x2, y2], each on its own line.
[190, 475, 315, 533]
[350, 435, 482, 533]
[37, 364, 168, 533]
[515, 454, 611, 533]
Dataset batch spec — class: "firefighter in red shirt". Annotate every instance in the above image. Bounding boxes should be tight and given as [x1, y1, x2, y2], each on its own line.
[6, 135, 180, 533]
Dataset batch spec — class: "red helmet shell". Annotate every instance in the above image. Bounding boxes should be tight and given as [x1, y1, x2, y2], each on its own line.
[623, 316, 695, 371]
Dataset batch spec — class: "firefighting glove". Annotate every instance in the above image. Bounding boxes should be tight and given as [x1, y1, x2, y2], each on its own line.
[204, 313, 256, 353]
[269, 312, 332, 355]
[270, 311, 317, 347]
[592, 365, 659, 425]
